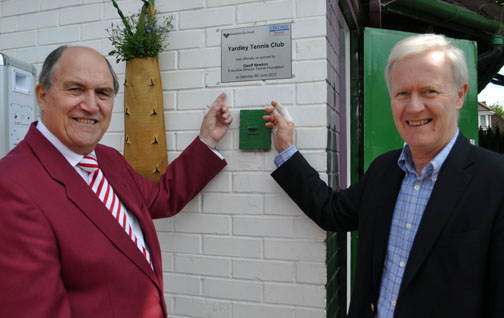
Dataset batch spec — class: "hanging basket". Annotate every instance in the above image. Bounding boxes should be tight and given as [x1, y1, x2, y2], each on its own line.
[123, 56, 168, 182]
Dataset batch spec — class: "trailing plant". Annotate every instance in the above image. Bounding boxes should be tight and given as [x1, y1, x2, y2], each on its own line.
[107, 0, 173, 63]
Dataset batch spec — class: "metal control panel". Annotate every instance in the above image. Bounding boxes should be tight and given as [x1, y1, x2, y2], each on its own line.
[0, 53, 37, 158]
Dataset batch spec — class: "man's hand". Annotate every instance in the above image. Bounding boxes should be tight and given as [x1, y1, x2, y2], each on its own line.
[200, 93, 233, 148]
[263, 101, 294, 153]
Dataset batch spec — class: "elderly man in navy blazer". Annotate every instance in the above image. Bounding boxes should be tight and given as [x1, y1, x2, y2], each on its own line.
[0, 45, 232, 317]
[265, 33, 504, 317]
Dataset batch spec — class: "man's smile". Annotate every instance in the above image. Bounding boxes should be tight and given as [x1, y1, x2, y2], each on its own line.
[407, 119, 432, 127]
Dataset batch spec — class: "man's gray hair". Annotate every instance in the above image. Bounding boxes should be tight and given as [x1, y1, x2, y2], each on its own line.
[38, 45, 120, 95]
[385, 33, 468, 91]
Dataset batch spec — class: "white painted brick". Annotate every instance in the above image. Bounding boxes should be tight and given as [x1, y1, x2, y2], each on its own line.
[0, 16, 17, 33]
[17, 11, 57, 31]
[175, 255, 231, 277]
[102, 0, 142, 20]
[208, 0, 257, 7]
[297, 81, 327, 104]
[223, 151, 265, 171]
[40, 0, 81, 11]
[1, 0, 39, 16]
[295, 38, 326, 60]
[292, 17, 326, 39]
[164, 294, 175, 315]
[204, 236, 262, 258]
[264, 239, 325, 261]
[233, 259, 295, 282]
[112, 94, 124, 113]
[167, 30, 205, 50]
[301, 151, 327, 171]
[75, 39, 102, 52]
[233, 172, 284, 193]
[162, 70, 204, 90]
[297, 261, 326, 284]
[181, 195, 202, 213]
[296, 127, 327, 149]
[294, 217, 326, 240]
[158, 232, 202, 254]
[292, 60, 327, 82]
[154, 218, 175, 232]
[166, 132, 176, 150]
[60, 4, 102, 25]
[237, 1, 294, 23]
[232, 303, 293, 318]
[107, 113, 123, 133]
[163, 91, 176, 110]
[264, 282, 326, 307]
[264, 193, 304, 215]
[164, 110, 204, 130]
[175, 132, 200, 150]
[289, 105, 327, 127]
[296, 0, 326, 18]
[174, 296, 231, 318]
[179, 47, 220, 69]
[177, 89, 233, 110]
[204, 193, 264, 215]
[163, 273, 203, 295]
[233, 216, 295, 238]
[38, 26, 80, 45]
[161, 252, 175, 272]
[203, 277, 263, 301]
[158, 51, 177, 71]
[206, 27, 221, 47]
[82, 21, 111, 41]
[202, 172, 232, 192]
[15, 45, 60, 65]
[294, 307, 326, 318]
[99, 133, 122, 152]
[234, 86, 294, 107]
[157, 0, 205, 12]
[179, 7, 234, 29]
[0, 31, 36, 49]
[174, 213, 231, 234]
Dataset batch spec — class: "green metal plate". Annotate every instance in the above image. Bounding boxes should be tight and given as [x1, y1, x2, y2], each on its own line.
[239, 109, 271, 150]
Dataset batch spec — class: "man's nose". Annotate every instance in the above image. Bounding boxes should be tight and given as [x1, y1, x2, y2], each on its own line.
[406, 93, 425, 113]
[80, 90, 99, 112]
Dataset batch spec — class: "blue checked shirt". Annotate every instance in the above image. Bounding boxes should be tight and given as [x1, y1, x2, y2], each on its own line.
[274, 130, 459, 317]
[377, 129, 459, 318]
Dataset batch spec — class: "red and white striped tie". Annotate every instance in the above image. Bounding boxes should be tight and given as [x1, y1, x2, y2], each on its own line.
[78, 155, 152, 268]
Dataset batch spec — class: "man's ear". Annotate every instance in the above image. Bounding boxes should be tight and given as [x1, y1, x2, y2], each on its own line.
[35, 84, 47, 113]
[456, 83, 468, 110]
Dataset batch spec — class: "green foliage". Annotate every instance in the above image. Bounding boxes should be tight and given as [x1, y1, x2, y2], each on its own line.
[491, 0, 504, 6]
[107, 2, 173, 63]
[489, 103, 504, 119]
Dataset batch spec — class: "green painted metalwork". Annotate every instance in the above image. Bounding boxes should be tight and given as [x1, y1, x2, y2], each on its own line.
[239, 110, 271, 150]
[363, 27, 478, 171]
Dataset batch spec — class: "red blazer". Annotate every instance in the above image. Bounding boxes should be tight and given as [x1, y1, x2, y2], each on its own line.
[0, 123, 226, 318]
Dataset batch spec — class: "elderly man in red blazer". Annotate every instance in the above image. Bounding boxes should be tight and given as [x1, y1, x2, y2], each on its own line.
[0, 45, 232, 318]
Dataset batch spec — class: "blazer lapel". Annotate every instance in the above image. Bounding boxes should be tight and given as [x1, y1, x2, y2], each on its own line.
[398, 135, 474, 297]
[26, 125, 159, 287]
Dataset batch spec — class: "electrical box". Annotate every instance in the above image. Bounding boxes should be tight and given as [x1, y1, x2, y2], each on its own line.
[239, 109, 271, 150]
[0, 53, 37, 158]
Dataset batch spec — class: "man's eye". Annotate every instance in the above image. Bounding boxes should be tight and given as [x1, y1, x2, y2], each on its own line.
[396, 91, 408, 97]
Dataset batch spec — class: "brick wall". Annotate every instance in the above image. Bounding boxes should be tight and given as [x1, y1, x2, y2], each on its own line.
[0, 0, 343, 316]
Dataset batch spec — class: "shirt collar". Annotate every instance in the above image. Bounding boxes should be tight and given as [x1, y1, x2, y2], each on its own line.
[36, 121, 96, 168]
[398, 129, 459, 179]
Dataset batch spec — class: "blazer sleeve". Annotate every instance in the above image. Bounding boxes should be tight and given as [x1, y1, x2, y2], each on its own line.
[0, 178, 71, 318]
[126, 137, 227, 219]
[271, 151, 367, 232]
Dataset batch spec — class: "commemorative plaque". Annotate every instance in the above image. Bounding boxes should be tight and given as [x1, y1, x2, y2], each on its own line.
[221, 23, 292, 83]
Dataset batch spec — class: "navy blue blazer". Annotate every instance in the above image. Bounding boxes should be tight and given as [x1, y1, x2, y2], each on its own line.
[272, 134, 504, 317]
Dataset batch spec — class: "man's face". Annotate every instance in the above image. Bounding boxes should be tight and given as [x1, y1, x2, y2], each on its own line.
[389, 50, 468, 159]
[36, 47, 115, 155]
